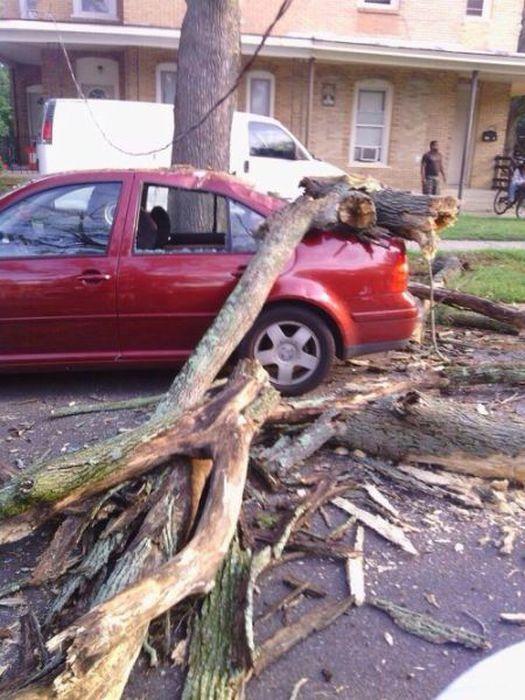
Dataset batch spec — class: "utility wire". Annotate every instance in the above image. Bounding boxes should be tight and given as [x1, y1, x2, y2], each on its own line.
[49, 0, 294, 157]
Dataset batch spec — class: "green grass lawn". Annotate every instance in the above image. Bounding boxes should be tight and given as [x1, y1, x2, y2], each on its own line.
[410, 250, 525, 304]
[442, 214, 525, 241]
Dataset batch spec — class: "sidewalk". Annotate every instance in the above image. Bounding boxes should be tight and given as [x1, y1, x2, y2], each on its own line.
[408, 239, 525, 251]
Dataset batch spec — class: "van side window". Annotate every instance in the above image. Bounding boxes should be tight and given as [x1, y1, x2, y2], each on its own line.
[136, 185, 229, 253]
[248, 122, 308, 161]
[0, 182, 120, 258]
[228, 200, 265, 253]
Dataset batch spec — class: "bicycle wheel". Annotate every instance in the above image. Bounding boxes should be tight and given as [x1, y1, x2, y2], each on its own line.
[516, 197, 525, 219]
[493, 189, 509, 215]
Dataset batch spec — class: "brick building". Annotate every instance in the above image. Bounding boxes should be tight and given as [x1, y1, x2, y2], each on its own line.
[2, 0, 525, 191]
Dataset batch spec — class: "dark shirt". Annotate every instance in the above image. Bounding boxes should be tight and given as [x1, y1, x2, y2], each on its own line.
[422, 151, 443, 178]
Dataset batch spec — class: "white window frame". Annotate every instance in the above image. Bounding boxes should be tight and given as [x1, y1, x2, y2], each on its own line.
[245, 70, 275, 117]
[357, 0, 400, 13]
[349, 79, 393, 168]
[72, 0, 117, 20]
[156, 62, 177, 104]
[465, 0, 492, 19]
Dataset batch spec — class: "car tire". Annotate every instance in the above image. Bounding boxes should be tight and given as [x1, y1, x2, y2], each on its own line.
[239, 305, 336, 396]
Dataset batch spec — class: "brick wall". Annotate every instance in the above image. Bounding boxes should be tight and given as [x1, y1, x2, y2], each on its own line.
[470, 81, 512, 188]
[239, 0, 524, 54]
[3, 0, 523, 54]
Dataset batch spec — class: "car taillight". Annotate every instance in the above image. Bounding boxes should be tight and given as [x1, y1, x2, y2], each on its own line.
[391, 255, 409, 292]
[41, 101, 55, 144]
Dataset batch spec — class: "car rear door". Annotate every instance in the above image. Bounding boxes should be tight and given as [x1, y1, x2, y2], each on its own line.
[117, 175, 264, 363]
[0, 173, 132, 368]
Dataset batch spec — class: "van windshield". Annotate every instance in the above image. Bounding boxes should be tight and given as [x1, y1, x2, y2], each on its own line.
[248, 122, 309, 161]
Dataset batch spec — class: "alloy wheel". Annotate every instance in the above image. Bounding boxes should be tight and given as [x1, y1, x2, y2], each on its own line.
[253, 320, 321, 386]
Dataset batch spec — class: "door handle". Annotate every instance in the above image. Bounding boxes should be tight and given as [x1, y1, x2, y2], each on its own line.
[231, 264, 248, 279]
[78, 270, 112, 284]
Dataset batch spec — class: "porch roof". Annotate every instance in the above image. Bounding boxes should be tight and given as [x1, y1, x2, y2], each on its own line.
[2, 19, 525, 78]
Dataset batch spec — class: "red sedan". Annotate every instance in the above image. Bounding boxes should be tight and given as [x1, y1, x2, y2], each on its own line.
[0, 168, 419, 395]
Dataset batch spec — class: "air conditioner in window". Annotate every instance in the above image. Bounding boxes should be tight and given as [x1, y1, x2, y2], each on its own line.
[358, 146, 381, 162]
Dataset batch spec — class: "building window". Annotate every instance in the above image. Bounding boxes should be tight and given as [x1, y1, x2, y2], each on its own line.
[19, 0, 38, 19]
[466, 0, 490, 18]
[246, 71, 275, 117]
[358, 0, 400, 11]
[72, 0, 117, 19]
[350, 80, 393, 166]
[156, 63, 177, 104]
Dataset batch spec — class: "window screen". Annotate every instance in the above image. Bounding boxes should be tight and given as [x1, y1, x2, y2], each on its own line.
[0, 182, 120, 258]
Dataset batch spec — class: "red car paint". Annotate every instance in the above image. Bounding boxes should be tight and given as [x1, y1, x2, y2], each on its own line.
[0, 168, 418, 371]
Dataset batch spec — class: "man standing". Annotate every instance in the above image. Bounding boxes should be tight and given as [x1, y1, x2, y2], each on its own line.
[421, 140, 446, 195]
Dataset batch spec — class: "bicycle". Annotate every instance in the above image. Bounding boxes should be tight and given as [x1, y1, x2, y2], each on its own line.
[493, 186, 525, 218]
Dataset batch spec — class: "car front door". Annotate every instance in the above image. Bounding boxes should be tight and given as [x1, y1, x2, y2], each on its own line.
[0, 175, 130, 368]
[117, 177, 265, 363]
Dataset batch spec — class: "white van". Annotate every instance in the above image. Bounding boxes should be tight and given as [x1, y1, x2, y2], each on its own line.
[37, 99, 344, 200]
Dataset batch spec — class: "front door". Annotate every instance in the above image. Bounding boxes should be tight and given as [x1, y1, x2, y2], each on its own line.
[0, 177, 128, 367]
[117, 179, 264, 363]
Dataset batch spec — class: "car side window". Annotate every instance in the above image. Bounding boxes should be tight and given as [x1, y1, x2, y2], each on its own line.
[228, 200, 265, 254]
[136, 185, 229, 254]
[0, 182, 121, 258]
[248, 121, 307, 161]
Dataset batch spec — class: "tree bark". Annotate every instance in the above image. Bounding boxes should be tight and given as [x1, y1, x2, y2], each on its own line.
[336, 391, 525, 483]
[300, 175, 458, 256]
[45, 373, 278, 687]
[435, 306, 519, 336]
[409, 282, 525, 331]
[443, 362, 525, 386]
[172, 0, 240, 171]
[0, 363, 269, 543]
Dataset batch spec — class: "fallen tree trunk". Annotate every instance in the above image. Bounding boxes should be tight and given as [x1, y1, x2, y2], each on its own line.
[435, 306, 520, 336]
[443, 362, 525, 386]
[0, 364, 272, 544]
[336, 391, 525, 483]
[0, 186, 376, 539]
[42, 369, 278, 696]
[409, 283, 525, 331]
[300, 175, 458, 256]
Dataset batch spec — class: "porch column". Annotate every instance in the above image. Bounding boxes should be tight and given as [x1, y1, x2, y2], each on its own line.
[304, 57, 315, 148]
[458, 69, 479, 201]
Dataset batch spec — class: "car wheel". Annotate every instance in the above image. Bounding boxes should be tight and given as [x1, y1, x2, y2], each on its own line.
[239, 305, 336, 396]
[493, 189, 509, 215]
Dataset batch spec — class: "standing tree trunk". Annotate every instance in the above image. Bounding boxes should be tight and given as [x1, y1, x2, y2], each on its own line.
[172, 0, 240, 170]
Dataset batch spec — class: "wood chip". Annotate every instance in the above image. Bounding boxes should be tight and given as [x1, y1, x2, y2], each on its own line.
[332, 497, 418, 555]
[500, 613, 525, 625]
[346, 526, 365, 607]
[363, 483, 399, 518]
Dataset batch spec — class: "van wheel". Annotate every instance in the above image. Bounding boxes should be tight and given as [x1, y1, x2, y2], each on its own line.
[239, 305, 335, 396]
